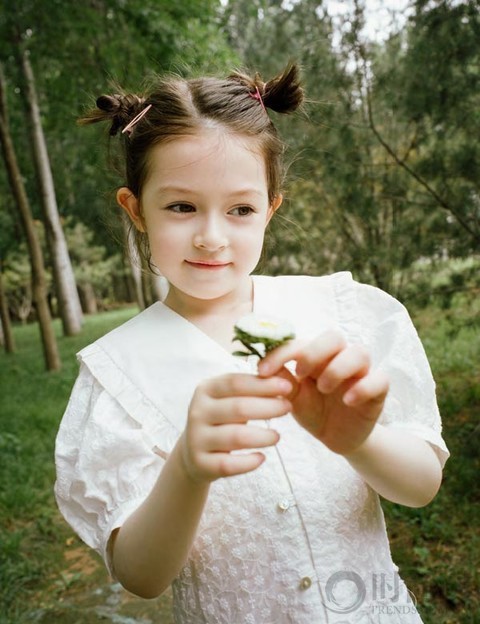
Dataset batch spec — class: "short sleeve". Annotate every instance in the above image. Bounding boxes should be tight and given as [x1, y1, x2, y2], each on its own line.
[54, 362, 166, 572]
[354, 282, 449, 468]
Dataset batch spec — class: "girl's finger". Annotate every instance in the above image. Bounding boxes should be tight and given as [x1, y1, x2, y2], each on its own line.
[210, 452, 267, 478]
[202, 423, 280, 452]
[258, 331, 347, 379]
[294, 331, 347, 379]
[256, 338, 307, 377]
[206, 374, 293, 399]
[316, 344, 371, 394]
[343, 370, 390, 410]
[206, 396, 292, 425]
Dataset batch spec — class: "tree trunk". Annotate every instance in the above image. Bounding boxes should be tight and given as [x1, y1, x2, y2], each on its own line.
[0, 260, 16, 353]
[19, 49, 83, 335]
[0, 65, 61, 371]
[78, 282, 98, 314]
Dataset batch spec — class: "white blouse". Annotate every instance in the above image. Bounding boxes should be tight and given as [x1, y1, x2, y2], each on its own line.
[54, 273, 449, 624]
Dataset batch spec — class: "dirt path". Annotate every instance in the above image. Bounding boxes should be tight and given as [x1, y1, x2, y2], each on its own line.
[26, 541, 174, 624]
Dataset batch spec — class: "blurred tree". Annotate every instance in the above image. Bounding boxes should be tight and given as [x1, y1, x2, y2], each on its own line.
[222, 0, 420, 293]
[18, 46, 84, 334]
[344, 0, 480, 257]
[64, 218, 121, 314]
[392, 0, 480, 251]
[2, 242, 35, 323]
[0, 63, 61, 370]
[0, 172, 17, 353]
[223, 0, 478, 296]
[1, 3, 86, 335]
[0, 259, 15, 353]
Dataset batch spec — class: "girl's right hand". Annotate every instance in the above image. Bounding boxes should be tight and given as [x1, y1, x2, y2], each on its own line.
[179, 374, 293, 483]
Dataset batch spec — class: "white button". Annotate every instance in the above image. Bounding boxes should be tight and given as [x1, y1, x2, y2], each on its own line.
[299, 576, 312, 590]
[277, 499, 290, 512]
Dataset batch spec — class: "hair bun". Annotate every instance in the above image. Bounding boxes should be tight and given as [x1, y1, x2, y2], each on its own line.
[78, 93, 145, 136]
[262, 63, 304, 114]
[228, 62, 303, 116]
[96, 94, 122, 114]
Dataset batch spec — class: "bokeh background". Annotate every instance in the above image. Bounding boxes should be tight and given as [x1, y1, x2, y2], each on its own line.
[0, 1, 478, 622]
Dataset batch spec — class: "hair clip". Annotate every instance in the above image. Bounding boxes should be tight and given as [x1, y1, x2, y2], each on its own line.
[249, 86, 267, 114]
[122, 103, 153, 136]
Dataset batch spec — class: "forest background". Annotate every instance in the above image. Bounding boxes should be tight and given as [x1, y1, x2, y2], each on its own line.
[0, 0, 479, 623]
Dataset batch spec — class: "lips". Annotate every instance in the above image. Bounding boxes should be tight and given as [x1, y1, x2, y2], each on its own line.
[185, 260, 231, 269]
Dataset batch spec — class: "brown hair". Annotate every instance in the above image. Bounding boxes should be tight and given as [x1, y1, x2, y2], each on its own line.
[78, 63, 304, 264]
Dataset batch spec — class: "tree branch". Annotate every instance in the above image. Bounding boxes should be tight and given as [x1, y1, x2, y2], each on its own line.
[365, 84, 479, 244]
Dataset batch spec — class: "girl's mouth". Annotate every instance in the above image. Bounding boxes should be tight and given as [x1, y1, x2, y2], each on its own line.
[185, 260, 231, 270]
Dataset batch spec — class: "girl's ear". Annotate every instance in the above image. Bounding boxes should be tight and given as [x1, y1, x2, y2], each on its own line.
[116, 187, 145, 232]
[267, 194, 283, 224]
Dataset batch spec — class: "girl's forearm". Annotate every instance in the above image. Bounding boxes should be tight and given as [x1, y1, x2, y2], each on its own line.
[345, 424, 443, 507]
[111, 434, 210, 599]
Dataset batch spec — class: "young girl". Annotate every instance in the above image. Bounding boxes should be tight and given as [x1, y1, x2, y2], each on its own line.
[55, 64, 449, 623]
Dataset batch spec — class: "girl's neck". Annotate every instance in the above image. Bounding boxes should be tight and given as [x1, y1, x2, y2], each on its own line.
[164, 279, 254, 353]
[164, 278, 253, 325]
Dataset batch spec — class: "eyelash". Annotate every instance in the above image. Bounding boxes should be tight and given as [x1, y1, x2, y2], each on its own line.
[230, 206, 255, 216]
[165, 204, 255, 217]
[166, 203, 195, 214]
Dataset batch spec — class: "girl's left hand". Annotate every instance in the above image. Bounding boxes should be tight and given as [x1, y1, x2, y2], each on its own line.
[257, 330, 389, 456]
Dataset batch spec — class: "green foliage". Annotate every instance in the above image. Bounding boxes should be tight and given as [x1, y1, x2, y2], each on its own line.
[398, 256, 480, 309]
[64, 217, 123, 305]
[2, 242, 35, 322]
[223, 1, 441, 293]
[376, 0, 480, 252]
[223, 0, 480, 297]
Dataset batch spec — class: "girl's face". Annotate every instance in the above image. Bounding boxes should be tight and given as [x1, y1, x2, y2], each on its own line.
[119, 129, 281, 314]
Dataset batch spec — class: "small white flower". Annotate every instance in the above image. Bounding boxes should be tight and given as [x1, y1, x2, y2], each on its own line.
[233, 313, 295, 358]
[235, 313, 294, 341]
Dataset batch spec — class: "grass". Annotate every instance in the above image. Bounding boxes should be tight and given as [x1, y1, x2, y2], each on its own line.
[382, 294, 480, 623]
[0, 297, 479, 623]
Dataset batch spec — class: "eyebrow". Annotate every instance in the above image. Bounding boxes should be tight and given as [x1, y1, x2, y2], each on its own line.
[154, 185, 265, 198]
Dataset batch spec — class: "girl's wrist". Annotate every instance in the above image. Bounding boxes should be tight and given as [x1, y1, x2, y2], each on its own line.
[343, 424, 381, 464]
[174, 433, 211, 489]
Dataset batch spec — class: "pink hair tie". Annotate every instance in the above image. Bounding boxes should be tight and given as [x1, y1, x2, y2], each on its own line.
[122, 103, 152, 135]
[249, 86, 267, 114]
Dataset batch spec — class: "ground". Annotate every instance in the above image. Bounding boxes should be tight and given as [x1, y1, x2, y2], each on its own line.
[27, 538, 174, 624]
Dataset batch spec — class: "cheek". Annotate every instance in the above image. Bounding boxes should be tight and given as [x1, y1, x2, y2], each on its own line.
[144, 224, 175, 261]
[149, 230, 177, 255]
[238, 225, 266, 258]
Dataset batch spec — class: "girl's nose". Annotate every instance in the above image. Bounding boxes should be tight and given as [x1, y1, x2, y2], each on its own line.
[193, 217, 228, 251]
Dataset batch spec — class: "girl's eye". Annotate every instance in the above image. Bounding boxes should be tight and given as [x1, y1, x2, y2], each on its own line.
[230, 206, 254, 217]
[166, 203, 195, 213]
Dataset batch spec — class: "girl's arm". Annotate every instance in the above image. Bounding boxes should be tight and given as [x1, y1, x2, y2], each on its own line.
[111, 373, 292, 599]
[344, 424, 442, 507]
[110, 437, 210, 599]
[258, 332, 443, 509]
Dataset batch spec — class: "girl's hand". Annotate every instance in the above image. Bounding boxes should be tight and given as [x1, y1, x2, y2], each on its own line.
[257, 331, 389, 456]
[180, 374, 292, 483]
